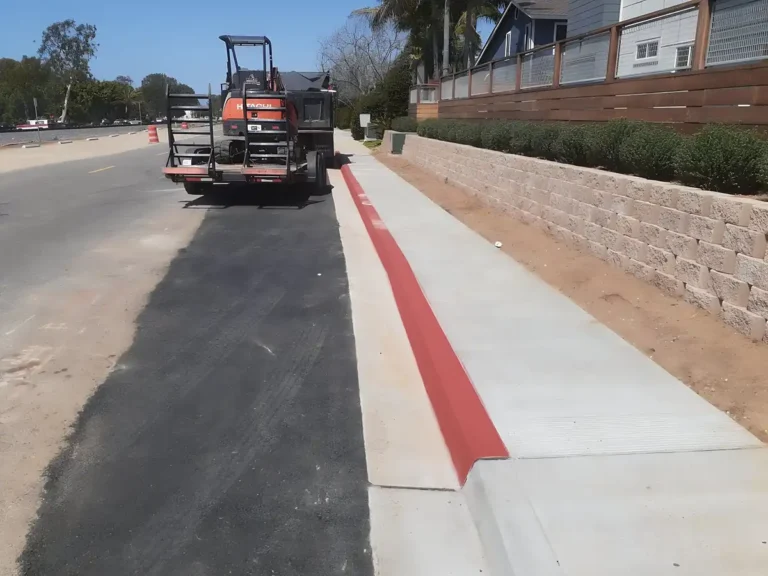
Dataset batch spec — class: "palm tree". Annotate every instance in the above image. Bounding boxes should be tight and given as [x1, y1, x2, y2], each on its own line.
[354, 0, 443, 81]
[459, 0, 509, 68]
[114, 85, 142, 120]
[442, 0, 451, 75]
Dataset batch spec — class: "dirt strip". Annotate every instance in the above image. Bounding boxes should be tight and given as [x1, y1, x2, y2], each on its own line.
[375, 152, 768, 443]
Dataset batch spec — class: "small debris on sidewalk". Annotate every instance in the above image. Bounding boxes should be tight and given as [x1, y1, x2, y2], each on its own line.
[494, 241, 502, 248]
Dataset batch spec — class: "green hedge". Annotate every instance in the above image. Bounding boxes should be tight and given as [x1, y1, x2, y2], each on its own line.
[391, 116, 418, 132]
[415, 119, 768, 194]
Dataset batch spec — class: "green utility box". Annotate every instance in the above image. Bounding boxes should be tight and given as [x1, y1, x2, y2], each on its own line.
[390, 131, 406, 154]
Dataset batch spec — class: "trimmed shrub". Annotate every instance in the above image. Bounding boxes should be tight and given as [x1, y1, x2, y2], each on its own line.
[481, 122, 511, 152]
[554, 124, 595, 167]
[391, 116, 418, 133]
[453, 122, 483, 147]
[619, 124, 683, 181]
[417, 118, 440, 138]
[413, 118, 767, 194]
[592, 119, 642, 172]
[528, 123, 562, 160]
[436, 119, 459, 143]
[676, 125, 768, 194]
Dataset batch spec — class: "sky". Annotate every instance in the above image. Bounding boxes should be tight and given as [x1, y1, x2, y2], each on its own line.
[0, 0, 373, 92]
[0, 0, 495, 91]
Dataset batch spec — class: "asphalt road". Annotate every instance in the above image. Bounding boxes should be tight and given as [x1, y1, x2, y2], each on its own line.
[0, 125, 146, 146]
[0, 146, 372, 575]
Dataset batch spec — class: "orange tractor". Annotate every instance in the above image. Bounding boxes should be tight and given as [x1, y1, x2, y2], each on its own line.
[163, 35, 335, 197]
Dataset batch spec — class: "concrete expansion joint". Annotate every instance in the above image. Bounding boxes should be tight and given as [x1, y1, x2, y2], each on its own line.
[371, 483, 458, 494]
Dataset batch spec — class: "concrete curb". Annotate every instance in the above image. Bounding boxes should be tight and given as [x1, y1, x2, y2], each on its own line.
[340, 163, 508, 484]
[58, 140, 73, 145]
[21, 144, 40, 149]
[86, 137, 99, 141]
[109, 134, 120, 138]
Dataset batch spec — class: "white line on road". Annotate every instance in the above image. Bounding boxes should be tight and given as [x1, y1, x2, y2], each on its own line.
[4, 315, 36, 336]
[88, 166, 115, 174]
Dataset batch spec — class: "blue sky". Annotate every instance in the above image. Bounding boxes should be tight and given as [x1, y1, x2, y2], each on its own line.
[1, 0, 495, 91]
[0, 0, 372, 91]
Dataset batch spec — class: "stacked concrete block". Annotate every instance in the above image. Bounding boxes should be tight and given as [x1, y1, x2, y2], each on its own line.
[398, 134, 768, 342]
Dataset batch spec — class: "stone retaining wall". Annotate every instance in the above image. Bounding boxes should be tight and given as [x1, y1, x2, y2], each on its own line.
[398, 133, 768, 342]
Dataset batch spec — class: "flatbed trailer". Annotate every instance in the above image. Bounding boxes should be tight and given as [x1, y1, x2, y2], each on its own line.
[162, 84, 327, 195]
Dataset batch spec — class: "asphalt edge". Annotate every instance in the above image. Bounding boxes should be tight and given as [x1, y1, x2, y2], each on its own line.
[340, 163, 508, 485]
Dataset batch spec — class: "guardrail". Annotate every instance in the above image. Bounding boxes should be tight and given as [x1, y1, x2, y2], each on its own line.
[435, 0, 768, 100]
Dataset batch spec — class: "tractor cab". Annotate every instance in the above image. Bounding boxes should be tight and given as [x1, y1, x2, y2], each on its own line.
[219, 35, 280, 100]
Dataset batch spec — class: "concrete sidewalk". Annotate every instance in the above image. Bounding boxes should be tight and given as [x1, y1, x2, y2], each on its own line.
[336, 131, 768, 576]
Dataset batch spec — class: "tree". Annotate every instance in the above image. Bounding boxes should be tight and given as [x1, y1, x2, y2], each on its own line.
[318, 15, 406, 107]
[113, 84, 142, 119]
[0, 57, 49, 122]
[115, 75, 133, 86]
[354, 1, 509, 76]
[458, 1, 508, 68]
[443, 0, 451, 75]
[140, 73, 199, 119]
[37, 20, 97, 124]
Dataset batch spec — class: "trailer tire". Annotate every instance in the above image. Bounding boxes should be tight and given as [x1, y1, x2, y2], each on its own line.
[315, 152, 327, 191]
[184, 181, 213, 195]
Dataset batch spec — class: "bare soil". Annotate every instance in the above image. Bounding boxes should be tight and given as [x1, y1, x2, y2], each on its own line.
[375, 152, 768, 443]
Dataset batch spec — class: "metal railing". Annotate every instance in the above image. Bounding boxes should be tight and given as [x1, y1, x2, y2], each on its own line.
[429, 0, 767, 101]
[409, 84, 439, 104]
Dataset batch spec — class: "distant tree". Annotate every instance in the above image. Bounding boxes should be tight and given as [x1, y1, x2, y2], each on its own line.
[115, 75, 133, 86]
[37, 19, 98, 123]
[0, 56, 53, 123]
[318, 15, 405, 107]
[113, 83, 142, 118]
[140, 73, 199, 119]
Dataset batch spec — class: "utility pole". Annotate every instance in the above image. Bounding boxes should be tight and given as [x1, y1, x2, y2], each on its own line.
[33, 97, 41, 145]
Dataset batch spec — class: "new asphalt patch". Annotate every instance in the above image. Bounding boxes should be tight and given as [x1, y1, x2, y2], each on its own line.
[20, 193, 372, 576]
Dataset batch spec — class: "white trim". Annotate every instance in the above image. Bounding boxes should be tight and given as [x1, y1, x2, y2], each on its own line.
[526, 22, 534, 51]
[504, 30, 513, 58]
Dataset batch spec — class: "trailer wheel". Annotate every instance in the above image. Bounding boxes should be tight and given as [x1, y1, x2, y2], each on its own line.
[315, 152, 327, 191]
[184, 181, 213, 195]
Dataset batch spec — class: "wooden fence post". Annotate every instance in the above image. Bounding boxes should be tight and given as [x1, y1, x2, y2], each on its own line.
[692, 0, 712, 70]
[489, 62, 494, 94]
[515, 54, 523, 91]
[452, 74, 456, 100]
[553, 43, 563, 88]
[468, 68, 473, 98]
[606, 25, 620, 82]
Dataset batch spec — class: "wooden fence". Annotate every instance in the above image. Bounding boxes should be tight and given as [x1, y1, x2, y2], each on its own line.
[408, 84, 439, 122]
[429, 0, 768, 126]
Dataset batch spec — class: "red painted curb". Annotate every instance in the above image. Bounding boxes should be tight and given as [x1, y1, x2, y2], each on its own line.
[341, 164, 508, 484]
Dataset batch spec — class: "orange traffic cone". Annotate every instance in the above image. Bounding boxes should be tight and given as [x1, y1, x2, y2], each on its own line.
[148, 125, 159, 144]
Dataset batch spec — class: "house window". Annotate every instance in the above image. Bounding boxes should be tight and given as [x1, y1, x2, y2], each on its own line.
[636, 40, 659, 60]
[554, 23, 567, 42]
[504, 30, 513, 58]
[512, 7, 519, 20]
[675, 45, 692, 69]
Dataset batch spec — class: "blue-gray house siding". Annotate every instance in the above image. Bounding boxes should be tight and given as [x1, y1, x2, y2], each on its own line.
[476, 4, 567, 65]
[566, 0, 621, 36]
